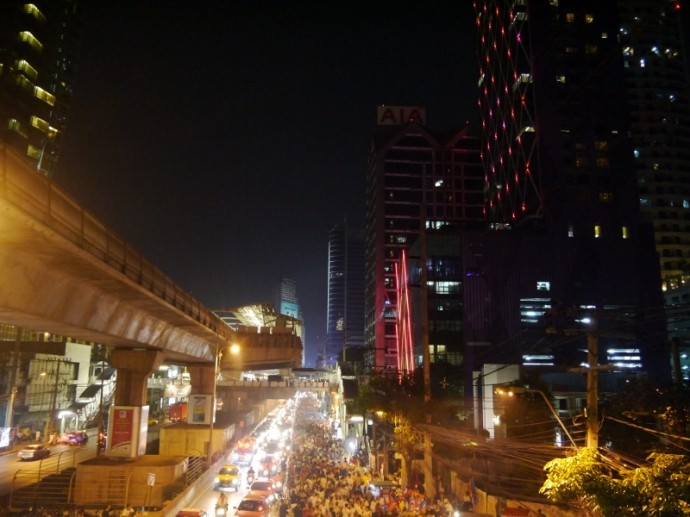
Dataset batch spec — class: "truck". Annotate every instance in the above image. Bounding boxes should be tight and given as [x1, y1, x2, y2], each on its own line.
[169, 402, 188, 422]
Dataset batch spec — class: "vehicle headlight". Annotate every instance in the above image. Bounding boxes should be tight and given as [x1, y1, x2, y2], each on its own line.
[214, 477, 220, 483]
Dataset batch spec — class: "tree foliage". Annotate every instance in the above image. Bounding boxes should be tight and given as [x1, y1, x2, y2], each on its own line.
[600, 378, 690, 456]
[541, 447, 690, 516]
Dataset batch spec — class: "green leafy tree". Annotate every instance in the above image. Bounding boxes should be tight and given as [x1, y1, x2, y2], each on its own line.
[541, 448, 690, 516]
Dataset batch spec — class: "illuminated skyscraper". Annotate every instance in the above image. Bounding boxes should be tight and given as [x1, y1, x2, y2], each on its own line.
[474, 0, 668, 377]
[616, 1, 690, 285]
[326, 222, 365, 367]
[0, 1, 83, 177]
[364, 107, 484, 373]
[274, 277, 304, 365]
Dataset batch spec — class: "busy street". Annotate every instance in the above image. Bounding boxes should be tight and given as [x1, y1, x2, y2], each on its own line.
[178, 392, 472, 517]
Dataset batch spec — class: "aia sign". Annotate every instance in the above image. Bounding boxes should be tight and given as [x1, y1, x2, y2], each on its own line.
[377, 105, 426, 126]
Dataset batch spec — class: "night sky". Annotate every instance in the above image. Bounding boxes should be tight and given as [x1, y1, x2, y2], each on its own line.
[56, 2, 478, 366]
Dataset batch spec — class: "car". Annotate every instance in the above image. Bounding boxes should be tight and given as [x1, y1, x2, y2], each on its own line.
[17, 444, 50, 461]
[176, 509, 207, 517]
[61, 430, 88, 445]
[233, 496, 270, 517]
[215, 464, 242, 491]
[247, 480, 276, 504]
[257, 454, 279, 478]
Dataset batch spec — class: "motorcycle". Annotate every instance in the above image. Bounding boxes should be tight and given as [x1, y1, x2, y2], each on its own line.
[246, 470, 255, 486]
[215, 503, 228, 517]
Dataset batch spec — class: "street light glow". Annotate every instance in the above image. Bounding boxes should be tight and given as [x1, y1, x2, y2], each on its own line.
[495, 385, 577, 448]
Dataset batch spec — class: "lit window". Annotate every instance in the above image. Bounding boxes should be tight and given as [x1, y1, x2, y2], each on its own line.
[556, 75, 566, 83]
[596, 157, 610, 168]
[14, 75, 33, 91]
[633, 149, 641, 158]
[30, 116, 49, 133]
[568, 225, 574, 238]
[565, 46, 577, 54]
[601, 32, 608, 39]
[575, 156, 587, 168]
[27, 144, 41, 160]
[7, 118, 28, 138]
[622, 226, 629, 239]
[684, 200, 690, 209]
[585, 45, 598, 54]
[23, 4, 46, 23]
[599, 193, 612, 203]
[434, 281, 460, 295]
[17, 60, 38, 82]
[595, 140, 608, 151]
[640, 58, 646, 67]
[549, 0, 558, 5]
[34, 86, 55, 106]
[566, 12, 575, 22]
[585, 14, 594, 23]
[594, 225, 602, 238]
[537, 281, 550, 291]
[19, 31, 43, 52]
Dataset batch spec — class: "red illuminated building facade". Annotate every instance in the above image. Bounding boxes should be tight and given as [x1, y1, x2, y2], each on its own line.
[364, 108, 483, 373]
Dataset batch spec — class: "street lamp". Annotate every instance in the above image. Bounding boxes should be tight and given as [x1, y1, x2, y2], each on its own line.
[495, 386, 578, 449]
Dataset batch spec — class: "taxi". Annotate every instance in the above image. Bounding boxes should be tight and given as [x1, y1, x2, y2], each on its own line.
[215, 464, 242, 491]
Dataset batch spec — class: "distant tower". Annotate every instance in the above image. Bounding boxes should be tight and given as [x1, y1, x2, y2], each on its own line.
[326, 222, 365, 367]
[0, 1, 84, 177]
[274, 277, 304, 365]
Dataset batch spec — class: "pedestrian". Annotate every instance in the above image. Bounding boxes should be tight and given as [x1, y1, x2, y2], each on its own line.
[443, 498, 454, 516]
[461, 490, 473, 511]
[35, 430, 41, 442]
[103, 505, 111, 517]
[279, 501, 289, 517]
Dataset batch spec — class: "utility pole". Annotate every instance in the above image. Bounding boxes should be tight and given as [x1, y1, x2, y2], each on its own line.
[44, 359, 62, 441]
[419, 211, 431, 408]
[586, 324, 599, 449]
[97, 359, 105, 457]
[4, 328, 21, 429]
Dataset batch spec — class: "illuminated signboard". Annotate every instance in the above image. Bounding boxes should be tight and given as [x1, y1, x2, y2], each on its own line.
[107, 405, 149, 458]
[377, 105, 426, 126]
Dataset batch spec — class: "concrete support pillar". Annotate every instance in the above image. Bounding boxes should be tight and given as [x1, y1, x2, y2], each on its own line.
[110, 349, 165, 406]
[187, 364, 215, 395]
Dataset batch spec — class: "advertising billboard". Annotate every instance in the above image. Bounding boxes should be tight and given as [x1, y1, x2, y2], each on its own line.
[189, 394, 212, 425]
[107, 405, 149, 458]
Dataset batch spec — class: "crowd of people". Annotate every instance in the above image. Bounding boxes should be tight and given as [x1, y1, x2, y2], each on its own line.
[275, 394, 461, 516]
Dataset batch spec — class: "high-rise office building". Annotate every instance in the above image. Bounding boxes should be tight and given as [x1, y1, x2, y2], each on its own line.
[616, 1, 690, 286]
[274, 277, 304, 365]
[0, 1, 83, 177]
[364, 106, 484, 372]
[474, 0, 668, 377]
[326, 222, 365, 367]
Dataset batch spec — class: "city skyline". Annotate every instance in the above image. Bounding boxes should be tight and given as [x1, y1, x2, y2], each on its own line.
[55, 2, 477, 366]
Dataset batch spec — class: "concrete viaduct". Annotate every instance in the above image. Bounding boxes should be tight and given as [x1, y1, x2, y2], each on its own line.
[0, 144, 302, 412]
